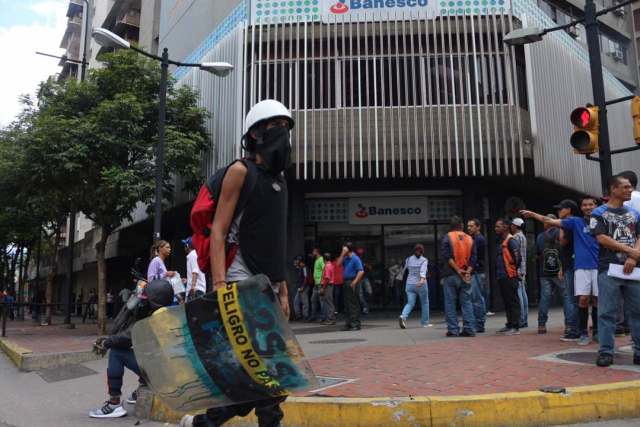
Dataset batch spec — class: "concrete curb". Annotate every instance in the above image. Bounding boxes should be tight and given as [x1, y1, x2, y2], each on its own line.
[148, 380, 640, 426]
[0, 337, 99, 371]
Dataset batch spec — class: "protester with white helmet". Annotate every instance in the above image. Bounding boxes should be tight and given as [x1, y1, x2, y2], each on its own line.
[179, 99, 294, 427]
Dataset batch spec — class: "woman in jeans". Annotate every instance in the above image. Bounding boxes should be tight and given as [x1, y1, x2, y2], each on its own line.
[398, 244, 431, 329]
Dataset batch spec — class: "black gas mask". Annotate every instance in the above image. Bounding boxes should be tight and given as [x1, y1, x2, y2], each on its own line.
[255, 126, 291, 174]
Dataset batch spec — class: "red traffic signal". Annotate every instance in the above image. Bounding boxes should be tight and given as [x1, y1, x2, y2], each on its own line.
[569, 106, 599, 154]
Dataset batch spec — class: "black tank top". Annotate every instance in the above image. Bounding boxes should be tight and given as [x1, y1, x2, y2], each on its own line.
[238, 165, 288, 282]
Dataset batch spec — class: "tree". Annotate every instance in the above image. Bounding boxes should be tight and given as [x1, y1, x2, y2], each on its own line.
[32, 50, 209, 333]
[0, 93, 71, 323]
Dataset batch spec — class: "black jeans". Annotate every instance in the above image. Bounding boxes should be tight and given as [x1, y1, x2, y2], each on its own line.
[499, 277, 521, 329]
[343, 280, 361, 328]
[193, 396, 286, 427]
[107, 348, 144, 397]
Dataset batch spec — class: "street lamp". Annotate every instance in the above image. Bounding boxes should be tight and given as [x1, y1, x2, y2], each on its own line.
[504, 0, 639, 194]
[92, 28, 234, 242]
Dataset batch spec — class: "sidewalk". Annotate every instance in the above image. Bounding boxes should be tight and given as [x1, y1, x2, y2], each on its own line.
[0, 315, 101, 370]
[2, 308, 640, 426]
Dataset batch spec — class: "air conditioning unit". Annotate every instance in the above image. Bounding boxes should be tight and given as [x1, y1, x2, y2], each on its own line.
[608, 51, 624, 62]
[612, 7, 626, 17]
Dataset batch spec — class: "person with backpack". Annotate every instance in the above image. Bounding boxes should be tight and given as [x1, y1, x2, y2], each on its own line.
[522, 197, 600, 344]
[179, 99, 293, 427]
[535, 214, 563, 334]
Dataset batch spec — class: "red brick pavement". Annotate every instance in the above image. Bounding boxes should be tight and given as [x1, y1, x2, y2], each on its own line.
[3, 318, 638, 399]
[2, 317, 99, 354]
[305, 328, 639, 397]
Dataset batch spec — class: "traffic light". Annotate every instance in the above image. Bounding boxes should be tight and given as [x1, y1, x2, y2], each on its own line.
[631, 96, 640, 144]
[569, 106, 599, 154]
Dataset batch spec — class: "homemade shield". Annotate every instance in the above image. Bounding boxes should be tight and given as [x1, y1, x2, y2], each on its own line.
[131, 274, 317, 411]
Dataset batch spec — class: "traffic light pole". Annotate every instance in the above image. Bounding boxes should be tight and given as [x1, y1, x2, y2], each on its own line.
[583, 0, 612, 195]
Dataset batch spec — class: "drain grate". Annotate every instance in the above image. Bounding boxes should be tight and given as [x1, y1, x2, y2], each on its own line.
[308, 338, 368, 344]
[37, 364, 98, 383]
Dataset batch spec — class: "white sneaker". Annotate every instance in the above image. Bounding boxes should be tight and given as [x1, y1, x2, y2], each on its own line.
[422, 323, 433, 328]
[486, 311, 496, 316]
[126, 389, 138, 404]
[578, 335, 592, 346]
[179, 414, 194, 427]
[398, 316, 407, 329]
[89, 401, 127, 418]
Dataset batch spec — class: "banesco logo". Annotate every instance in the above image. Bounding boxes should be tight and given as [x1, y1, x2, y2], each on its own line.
[330, 0, 349, 13]
[354, 204, 423, 218]
[330, 0, 428, 13]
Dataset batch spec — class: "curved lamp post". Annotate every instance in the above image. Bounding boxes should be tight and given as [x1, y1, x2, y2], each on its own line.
[92, 28, 233, 242]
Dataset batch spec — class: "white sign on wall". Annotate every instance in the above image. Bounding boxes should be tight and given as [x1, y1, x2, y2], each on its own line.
[251, 0, 510, 25]
[348, 197, 429, 224]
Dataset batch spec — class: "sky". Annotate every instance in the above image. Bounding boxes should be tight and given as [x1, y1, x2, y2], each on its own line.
[0, 0, 68, 127]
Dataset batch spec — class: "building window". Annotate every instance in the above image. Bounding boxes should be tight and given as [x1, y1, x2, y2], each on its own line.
[634, 9, 640, 32]
[305, 199, 348, 223]
[600, 33, 628, 64]
[252, 30, 524, 110]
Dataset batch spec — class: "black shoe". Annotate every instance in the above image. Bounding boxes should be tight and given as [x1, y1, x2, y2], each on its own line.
[476, 327, 485, 333]
[350, 326, 361, 331]
[634, 354, 640, 366]
[460, 330, 476, 337]
[596, 353, 614, 367]
[341, 325, 352, 331]
[560, 332, 580, 342]
[615, 328, 625, 337]
[496, 326, 510, 335]
[446, 331, 460, 337]
[519, 323, 528, 329]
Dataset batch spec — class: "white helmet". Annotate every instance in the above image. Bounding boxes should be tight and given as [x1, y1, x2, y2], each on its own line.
[243, 99, 294, 137]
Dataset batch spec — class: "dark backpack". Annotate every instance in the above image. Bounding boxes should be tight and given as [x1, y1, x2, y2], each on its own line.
[189, 159, 258, 273]
[542, 234, 562, 276]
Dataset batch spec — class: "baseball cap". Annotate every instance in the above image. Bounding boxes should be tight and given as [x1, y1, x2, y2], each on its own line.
[511, 218, 524, 228]
[181, 236, 192, 247]
[552, 199, 579, 215]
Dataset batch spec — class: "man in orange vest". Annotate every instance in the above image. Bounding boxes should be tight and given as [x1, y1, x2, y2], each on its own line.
[441, 216, 477, 337]
[495, 218, 523, 335]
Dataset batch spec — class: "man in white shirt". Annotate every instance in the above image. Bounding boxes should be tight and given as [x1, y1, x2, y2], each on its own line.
[182, 237, 206, 301]
[620, 171, 640, 212]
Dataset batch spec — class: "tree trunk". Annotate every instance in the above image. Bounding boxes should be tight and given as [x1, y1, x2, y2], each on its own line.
[21, 245, 31, 321]
[95, 227, 109, 335]
[45, 231, 62, 325]
[17, 247, 24, 320]
[9, 245, 20, 290]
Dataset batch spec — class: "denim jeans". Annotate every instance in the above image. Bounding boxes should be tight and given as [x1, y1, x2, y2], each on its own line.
[597, 272, 640, 356]
[471, 274, 486, 330]
[517, 278, 529, 326]
[293, 287, 310, 320]
[310, 286, 322, 320]
[107, 348, 142, 397]
[538, 276, 562, 327]
[321, 285, 335, 321]
[475, 272, 490, 312]
[563, 270, 579, 333]
[443, 275, 475, 334]
[400, 282, 430, 325]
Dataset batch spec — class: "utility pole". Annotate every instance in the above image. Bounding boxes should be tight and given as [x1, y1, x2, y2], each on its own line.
[584, 0, 612, 194]
[153, 48, 169, 243]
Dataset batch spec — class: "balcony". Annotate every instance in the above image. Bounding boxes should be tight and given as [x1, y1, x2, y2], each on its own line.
[66, 0, 83, 19]
[116, 9, 140, 29]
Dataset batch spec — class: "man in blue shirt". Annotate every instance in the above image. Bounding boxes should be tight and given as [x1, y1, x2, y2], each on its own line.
[590, 175, 640, 367]
[522, 197, 599, 344]
[336, 242, 365, 331]
[467, 218, 489, 327]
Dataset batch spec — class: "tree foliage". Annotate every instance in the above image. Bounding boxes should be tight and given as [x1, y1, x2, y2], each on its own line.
[1, 50, 210, 332]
